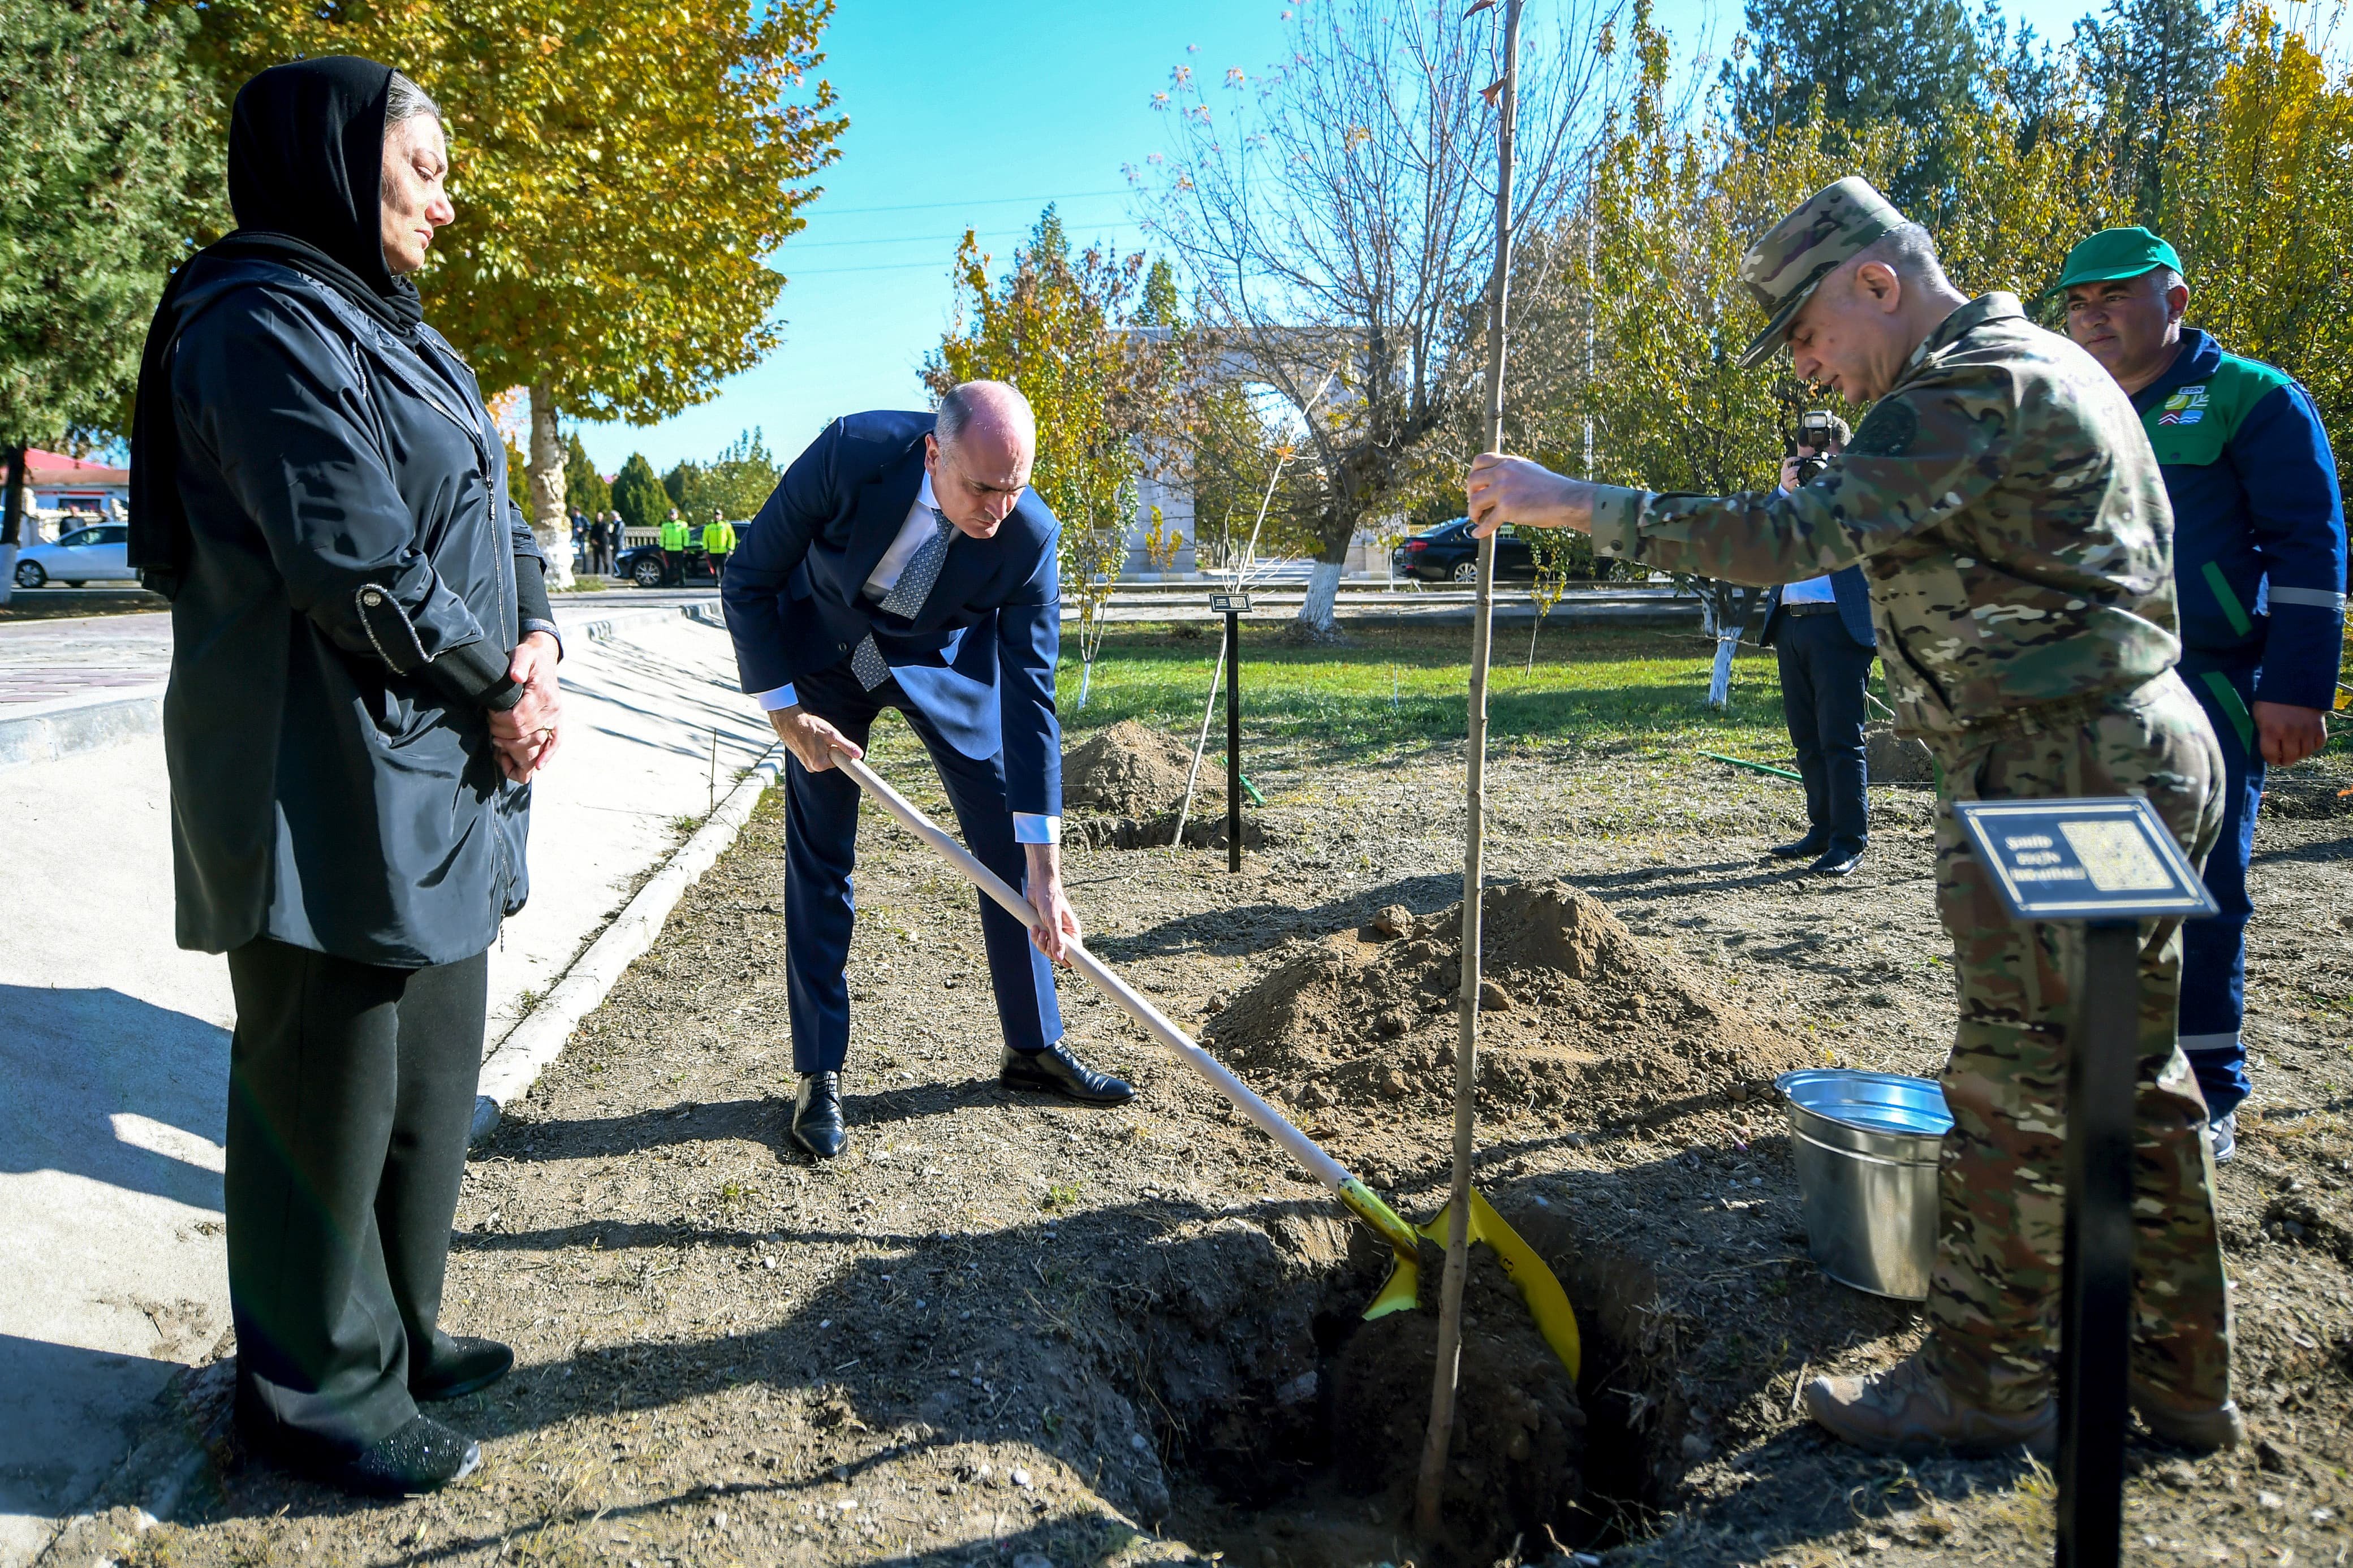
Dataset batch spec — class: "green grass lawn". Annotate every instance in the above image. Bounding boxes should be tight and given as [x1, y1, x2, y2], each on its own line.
[1055, 623, 1824, 766]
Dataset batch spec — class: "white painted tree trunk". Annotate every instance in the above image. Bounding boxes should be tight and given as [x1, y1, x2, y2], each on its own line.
[1706, 633, 1738, 708]
[1295, 558, 1344, 634]
[0, 544, 15, 608]
[527, 385, 574, 590]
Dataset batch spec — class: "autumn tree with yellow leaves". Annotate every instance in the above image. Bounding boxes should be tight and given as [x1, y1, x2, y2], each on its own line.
[926, 210, 1186, 707]
[185, 0, 845, 584]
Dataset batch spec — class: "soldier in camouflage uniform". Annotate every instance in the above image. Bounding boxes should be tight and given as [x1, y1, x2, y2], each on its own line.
[1464, 176, 2240, 1455]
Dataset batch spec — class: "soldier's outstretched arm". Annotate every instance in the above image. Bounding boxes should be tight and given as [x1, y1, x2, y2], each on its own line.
[1467, 372, 2008, 587]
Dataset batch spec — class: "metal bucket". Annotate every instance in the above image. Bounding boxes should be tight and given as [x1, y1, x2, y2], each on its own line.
[1774, 1069, 1953, 1301]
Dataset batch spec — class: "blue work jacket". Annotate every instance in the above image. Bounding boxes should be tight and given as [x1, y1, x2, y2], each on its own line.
[2132, 329, 2347, 723]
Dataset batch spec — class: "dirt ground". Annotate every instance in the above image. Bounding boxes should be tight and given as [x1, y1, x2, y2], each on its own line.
[87, 698, 2353, 1568]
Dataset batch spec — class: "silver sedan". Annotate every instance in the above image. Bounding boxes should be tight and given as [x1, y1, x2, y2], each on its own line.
[12, 524, 137, 588]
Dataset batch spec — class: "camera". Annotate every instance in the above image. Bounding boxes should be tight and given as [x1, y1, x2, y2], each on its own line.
[1785, 409, 1838, 486]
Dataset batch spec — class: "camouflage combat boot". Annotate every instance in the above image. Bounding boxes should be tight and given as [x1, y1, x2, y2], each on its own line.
[1804, 1354, 2057, 1460]
[2131, 1376, 2245, 1452]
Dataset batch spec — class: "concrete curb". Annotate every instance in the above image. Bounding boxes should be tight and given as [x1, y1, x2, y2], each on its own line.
[0, 684, 167, 770]
[467, 737, 782, 1145]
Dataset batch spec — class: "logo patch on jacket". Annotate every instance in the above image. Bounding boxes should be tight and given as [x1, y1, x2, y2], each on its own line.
[2158, 385, 2209, 426]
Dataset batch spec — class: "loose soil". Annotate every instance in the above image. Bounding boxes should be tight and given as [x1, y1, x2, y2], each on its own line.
[81, 707, 2353, 1568]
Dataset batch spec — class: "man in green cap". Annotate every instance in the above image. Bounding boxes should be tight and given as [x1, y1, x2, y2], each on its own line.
[2057, 227, 2347, 1163]
[1464, 176, 2238, 1455]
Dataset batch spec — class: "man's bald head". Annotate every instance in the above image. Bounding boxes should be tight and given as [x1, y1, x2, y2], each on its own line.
[926, 381, 1036, 538]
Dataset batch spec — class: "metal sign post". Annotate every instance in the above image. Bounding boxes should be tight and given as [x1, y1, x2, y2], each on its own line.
[1952, 797, 2217, 1568]
[1209, 593, 1252, 873]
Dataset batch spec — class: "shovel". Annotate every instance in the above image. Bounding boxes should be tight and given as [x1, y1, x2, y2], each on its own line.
[829, 749, 1580, 1372]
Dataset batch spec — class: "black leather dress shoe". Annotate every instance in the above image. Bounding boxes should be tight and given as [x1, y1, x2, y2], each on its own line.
[791, 1070, 848, 1159]
[1001, 1040, 1135, 1105]
[411, 1334, 514, 1402]
[1810, 848, 1865, 878]
[240, 1404, 481, 1497]
[1769, 833, 1830, 860]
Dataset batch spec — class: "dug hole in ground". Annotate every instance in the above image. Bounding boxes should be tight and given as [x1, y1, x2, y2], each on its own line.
[82, 705, 2353, 1568]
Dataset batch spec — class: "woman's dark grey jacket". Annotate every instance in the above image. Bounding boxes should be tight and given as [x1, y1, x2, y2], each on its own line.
[162, 255, 556, 967]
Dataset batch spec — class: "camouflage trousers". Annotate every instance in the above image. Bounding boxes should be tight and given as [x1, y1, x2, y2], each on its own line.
[1920, 670, 2230, 1416]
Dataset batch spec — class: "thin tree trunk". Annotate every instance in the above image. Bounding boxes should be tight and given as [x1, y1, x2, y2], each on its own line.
[528, 385, 574, 590]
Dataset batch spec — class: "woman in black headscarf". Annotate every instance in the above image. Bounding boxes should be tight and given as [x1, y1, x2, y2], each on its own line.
[131, 57, 562, 1495]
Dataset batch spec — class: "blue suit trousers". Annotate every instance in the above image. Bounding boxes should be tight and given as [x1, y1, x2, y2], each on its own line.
[2180, 657, 2265, 1120]
[783, 661, 1062, 1073]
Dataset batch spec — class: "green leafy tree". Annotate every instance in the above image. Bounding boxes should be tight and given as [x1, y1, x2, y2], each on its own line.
[926, 209, 1182, 708]
[186, 0, 848, 586]
[0, 0, 202, 590]
[563, 431, 610, 518]
[1723, 0, 1985, 205]
[610, 452, 667, 533]
[2074, 0, 2225, 227]
[662, 429, 781, 523]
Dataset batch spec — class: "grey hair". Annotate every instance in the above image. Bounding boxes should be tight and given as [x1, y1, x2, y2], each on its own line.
[1855, 222, 1953, 290]
[386, 71, 441, 128]
[2151, 265, 2186, 296]
[935, 380, 1035, 451]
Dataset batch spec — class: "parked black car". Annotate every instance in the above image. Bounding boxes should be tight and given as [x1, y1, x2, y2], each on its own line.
[615, 541, 717, 588]
[1391, 518, 1536, 582]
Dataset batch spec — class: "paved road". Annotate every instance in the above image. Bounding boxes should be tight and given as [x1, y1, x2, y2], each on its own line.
[0, 597, 770, 1564]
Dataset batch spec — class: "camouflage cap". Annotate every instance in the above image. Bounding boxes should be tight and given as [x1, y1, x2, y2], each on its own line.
[1736, 176, 1908, 370]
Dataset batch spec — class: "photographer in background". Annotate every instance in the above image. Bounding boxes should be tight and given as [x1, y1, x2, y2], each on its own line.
[1757, 411, 1877, 877]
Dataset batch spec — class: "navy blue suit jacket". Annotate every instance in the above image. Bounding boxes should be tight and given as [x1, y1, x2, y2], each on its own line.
[1759, 565, 1877, 650]
[721, 411, 1063, 818]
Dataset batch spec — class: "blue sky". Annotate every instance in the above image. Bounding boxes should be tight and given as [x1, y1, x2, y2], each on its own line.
[572, 0, 2090, 477]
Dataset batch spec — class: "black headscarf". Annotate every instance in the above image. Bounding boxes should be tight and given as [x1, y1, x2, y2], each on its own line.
[130, 56, 428, 585]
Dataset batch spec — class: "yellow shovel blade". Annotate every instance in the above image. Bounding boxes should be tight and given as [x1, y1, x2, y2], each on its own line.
[1413, 1187, 1582, 1379]
[1339, 1176, 1426, 1321]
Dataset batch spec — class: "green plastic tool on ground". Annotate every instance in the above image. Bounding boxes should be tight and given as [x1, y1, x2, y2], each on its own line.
[831, 749, 1578, 1373]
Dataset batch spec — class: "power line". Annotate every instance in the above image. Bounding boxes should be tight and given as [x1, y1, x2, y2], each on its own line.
[788, 216, 1145, 250]
[803, 186, 1134, 217]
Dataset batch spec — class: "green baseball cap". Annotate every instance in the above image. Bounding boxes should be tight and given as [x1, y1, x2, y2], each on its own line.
[2049, 227, 2185, 298]
[1736, 176, 1909, 370]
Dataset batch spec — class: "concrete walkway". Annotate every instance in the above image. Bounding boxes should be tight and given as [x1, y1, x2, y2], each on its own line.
[0, 594, 770, 1565]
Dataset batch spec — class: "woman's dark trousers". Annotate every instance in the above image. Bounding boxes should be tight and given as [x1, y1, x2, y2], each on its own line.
[1774, 609, 1876, 859]
[224, 938, 487, 1452]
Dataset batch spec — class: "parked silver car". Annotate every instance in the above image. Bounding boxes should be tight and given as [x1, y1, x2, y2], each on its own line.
[12, 524, 137, 588]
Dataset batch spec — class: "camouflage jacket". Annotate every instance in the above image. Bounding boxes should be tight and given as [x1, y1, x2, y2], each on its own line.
[1588, 293, 2182, 737]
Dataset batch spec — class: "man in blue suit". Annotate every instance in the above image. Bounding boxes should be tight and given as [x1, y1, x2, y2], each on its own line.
[721, 382, 1134, 1160]
[1756, 413, 1878, 878]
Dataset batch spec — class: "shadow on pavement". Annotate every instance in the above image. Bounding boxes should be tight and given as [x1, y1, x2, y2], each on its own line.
[0, 984, 226, 1210]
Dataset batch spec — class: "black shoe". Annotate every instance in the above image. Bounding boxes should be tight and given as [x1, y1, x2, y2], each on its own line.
[241, 1406, 481, 1498]
[1001, 1040, 1135, 1105]
[791, 1070, 848, 1159]
[1809, 848, 1864, 878]
[411, 1334, 514, 1402]
[1769, 833, 1829, 860]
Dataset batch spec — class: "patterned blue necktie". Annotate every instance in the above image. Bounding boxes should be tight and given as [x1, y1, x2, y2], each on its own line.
[852, 507, 957, 690]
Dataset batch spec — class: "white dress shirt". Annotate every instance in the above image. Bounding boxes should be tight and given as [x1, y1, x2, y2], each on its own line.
[756, 472, 1058, 845]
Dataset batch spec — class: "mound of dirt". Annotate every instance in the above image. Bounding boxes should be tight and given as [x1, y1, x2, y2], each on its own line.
[1065, 720, 1206, 817]
[1201, 879, 1815, 1134]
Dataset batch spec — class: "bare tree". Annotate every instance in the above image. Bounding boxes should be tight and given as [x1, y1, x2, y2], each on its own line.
[1139, 0, 1627, 634]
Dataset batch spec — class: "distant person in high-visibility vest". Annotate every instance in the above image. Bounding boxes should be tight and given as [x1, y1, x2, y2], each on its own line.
[660, 509, 688, 586]
[703, 509, 736, 584]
